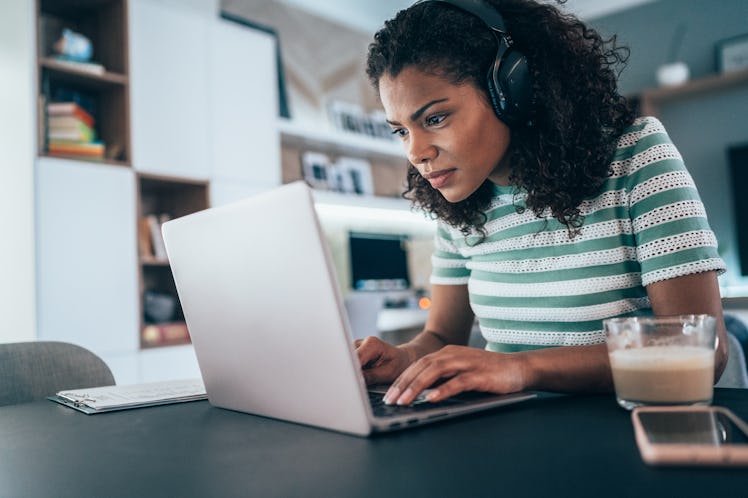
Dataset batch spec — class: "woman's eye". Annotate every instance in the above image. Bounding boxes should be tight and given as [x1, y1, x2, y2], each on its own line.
[391, 128, 407, 138]
[426, 114, 446, 126]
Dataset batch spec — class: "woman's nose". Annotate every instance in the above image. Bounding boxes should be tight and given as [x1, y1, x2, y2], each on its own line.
[406, 131, 437, 166]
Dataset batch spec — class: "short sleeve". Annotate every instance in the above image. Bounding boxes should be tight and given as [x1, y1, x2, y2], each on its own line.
[624, 117, 726, 286]
[430, 221, 471, 285]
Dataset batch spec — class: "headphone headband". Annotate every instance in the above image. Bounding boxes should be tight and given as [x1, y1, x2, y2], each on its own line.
[419, 0, 508, 34]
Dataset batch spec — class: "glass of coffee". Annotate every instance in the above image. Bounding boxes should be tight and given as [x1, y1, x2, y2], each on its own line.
[604, 315, 717, 410]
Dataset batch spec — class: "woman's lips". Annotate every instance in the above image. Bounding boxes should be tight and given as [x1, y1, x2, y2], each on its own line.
[425, 169, 456, 189]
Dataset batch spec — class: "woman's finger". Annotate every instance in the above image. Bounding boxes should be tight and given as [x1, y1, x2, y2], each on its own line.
[387, 354, 457, 405]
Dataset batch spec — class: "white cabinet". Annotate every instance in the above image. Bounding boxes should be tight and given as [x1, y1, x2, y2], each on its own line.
[35, 158, 139, 357]
[129, 0, 211, 179]
[209, 18, 280, 187]
[210, 179, 270, 207]
[130, 0, 282, 189]
[138, 345, 201, 383]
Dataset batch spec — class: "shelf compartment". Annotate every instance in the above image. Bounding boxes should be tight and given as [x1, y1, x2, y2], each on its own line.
[37, 0, 131, 165]
[38, 0, 128, 74]
[136, 173, 210, 349]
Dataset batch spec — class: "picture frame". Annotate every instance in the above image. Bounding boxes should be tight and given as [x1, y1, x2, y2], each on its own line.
[301, 151, 332, 190]
[335, 157, 374, 196]
[716, 33, 748, 74]
[327, 100, 366, 134]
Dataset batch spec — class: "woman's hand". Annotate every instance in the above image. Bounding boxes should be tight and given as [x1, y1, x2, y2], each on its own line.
[382, 345, 527, 405]
[355, 336, 414, 385]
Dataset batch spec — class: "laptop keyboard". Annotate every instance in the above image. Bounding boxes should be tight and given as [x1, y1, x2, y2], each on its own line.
[367, 390, 460, 417]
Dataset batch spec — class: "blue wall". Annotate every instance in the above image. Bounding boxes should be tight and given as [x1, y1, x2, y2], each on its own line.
[590, 0, 748, 295]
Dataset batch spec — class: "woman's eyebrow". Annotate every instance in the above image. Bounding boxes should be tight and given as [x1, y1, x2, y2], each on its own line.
[386, 98, 449, 125]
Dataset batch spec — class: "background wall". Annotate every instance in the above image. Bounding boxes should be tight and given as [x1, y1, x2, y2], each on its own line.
[0, 1, 36, 343]
[590, 0, 748, 294]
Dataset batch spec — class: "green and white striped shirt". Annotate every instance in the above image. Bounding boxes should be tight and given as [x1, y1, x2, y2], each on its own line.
[430, 117, 726, 352]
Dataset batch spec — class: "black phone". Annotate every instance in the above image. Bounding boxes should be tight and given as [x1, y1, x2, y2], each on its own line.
[632, 406, 748, 466]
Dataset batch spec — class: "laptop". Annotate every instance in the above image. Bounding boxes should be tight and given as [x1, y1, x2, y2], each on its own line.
[162, 181, 535, 436]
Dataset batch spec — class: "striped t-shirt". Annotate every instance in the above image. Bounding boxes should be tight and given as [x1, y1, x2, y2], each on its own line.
[430, 116, 726, 352]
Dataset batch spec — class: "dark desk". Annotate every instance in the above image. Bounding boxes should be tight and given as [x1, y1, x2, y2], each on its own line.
[2, 390, 747, 498]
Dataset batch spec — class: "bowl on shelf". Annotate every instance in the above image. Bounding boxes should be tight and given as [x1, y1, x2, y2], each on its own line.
[144, 291, 176, 323]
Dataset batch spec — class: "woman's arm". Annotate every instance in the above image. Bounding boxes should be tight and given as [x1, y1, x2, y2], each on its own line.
[522, 271, 728, 392]
[355, 284, 474, 385]
[644, 271, 728, 381]
[385, 271, 727, 405]
[401, 283, 476, 360]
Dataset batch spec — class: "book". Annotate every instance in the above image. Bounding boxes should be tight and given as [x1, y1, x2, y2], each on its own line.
[146, 214, 169, 260]
[48, 140, 105, 158]
[138, 216, 155, 259]
[48, 124, 96, 142]
[47, 101, 95, 128]
[48, 378, 207, 414]
[48, 116, 95, 135]
[142, 321, 190, 346]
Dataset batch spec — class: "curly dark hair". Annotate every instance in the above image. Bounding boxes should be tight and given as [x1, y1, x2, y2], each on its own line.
[366, 0, 636, 236]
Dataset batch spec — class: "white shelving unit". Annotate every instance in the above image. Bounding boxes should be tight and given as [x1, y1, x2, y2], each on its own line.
[33, 0, 282, 384]
[278, 117, 404, 162]
[313, 190, 435, 233]
[313, 190, 409, 210]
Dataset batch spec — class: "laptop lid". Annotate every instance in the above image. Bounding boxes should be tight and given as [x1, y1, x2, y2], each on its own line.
[163, 182, 374, 435]
[163, 182, 534, 436]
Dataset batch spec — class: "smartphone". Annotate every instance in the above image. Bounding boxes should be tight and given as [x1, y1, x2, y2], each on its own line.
[631, 406, 748, 466]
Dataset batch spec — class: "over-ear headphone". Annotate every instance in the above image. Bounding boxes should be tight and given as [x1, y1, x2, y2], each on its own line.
[415, 0, 534, 127]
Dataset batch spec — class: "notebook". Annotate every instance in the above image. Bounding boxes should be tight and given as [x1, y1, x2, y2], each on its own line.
[49, 378, 207, 414]
[161, 181, 535, 436]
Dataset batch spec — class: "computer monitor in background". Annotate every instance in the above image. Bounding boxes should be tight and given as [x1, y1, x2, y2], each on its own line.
[729, 144, 748, 276]
[348, 232, 410, 291]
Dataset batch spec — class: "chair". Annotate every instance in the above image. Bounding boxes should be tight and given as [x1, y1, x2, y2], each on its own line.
[0, 341, 115, 406]
[715, 328, 748, 389]
[725, 314, 748, 360]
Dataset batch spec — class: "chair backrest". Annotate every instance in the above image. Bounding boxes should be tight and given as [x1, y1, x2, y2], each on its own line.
[716, 330, 748, 389]
[725, 314, 748, 359]
[0, 341, 115, 406]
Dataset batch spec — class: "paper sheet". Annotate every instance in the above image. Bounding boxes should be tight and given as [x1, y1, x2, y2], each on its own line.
[49, 378, 207, 414]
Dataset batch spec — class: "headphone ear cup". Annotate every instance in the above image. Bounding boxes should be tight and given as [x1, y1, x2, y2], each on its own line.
[492, 48, 533, 126]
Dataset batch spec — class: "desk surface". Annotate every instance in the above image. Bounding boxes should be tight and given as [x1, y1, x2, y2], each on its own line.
[2, 389, 748, 498]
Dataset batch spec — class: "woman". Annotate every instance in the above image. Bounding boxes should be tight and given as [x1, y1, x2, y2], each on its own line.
[355, 0, 728, 406]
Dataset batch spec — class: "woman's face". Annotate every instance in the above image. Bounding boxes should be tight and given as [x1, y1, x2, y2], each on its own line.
[379, 66, 512, 203]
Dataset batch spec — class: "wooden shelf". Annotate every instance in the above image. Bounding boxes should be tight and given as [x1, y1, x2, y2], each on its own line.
[278, 118, 405, 161]
[40, 152, 130, 167]
[40, 57, 128, 87]
[639, 67, 748, 115]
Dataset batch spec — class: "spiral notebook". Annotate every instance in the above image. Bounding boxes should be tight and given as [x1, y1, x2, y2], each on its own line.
[48, 378, 207, 414]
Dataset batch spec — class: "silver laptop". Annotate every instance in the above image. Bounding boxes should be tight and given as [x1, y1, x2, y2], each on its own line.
[162, 181, 535, 436]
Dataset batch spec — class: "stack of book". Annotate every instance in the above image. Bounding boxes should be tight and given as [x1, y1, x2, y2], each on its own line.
[46, 101, 105, 159]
